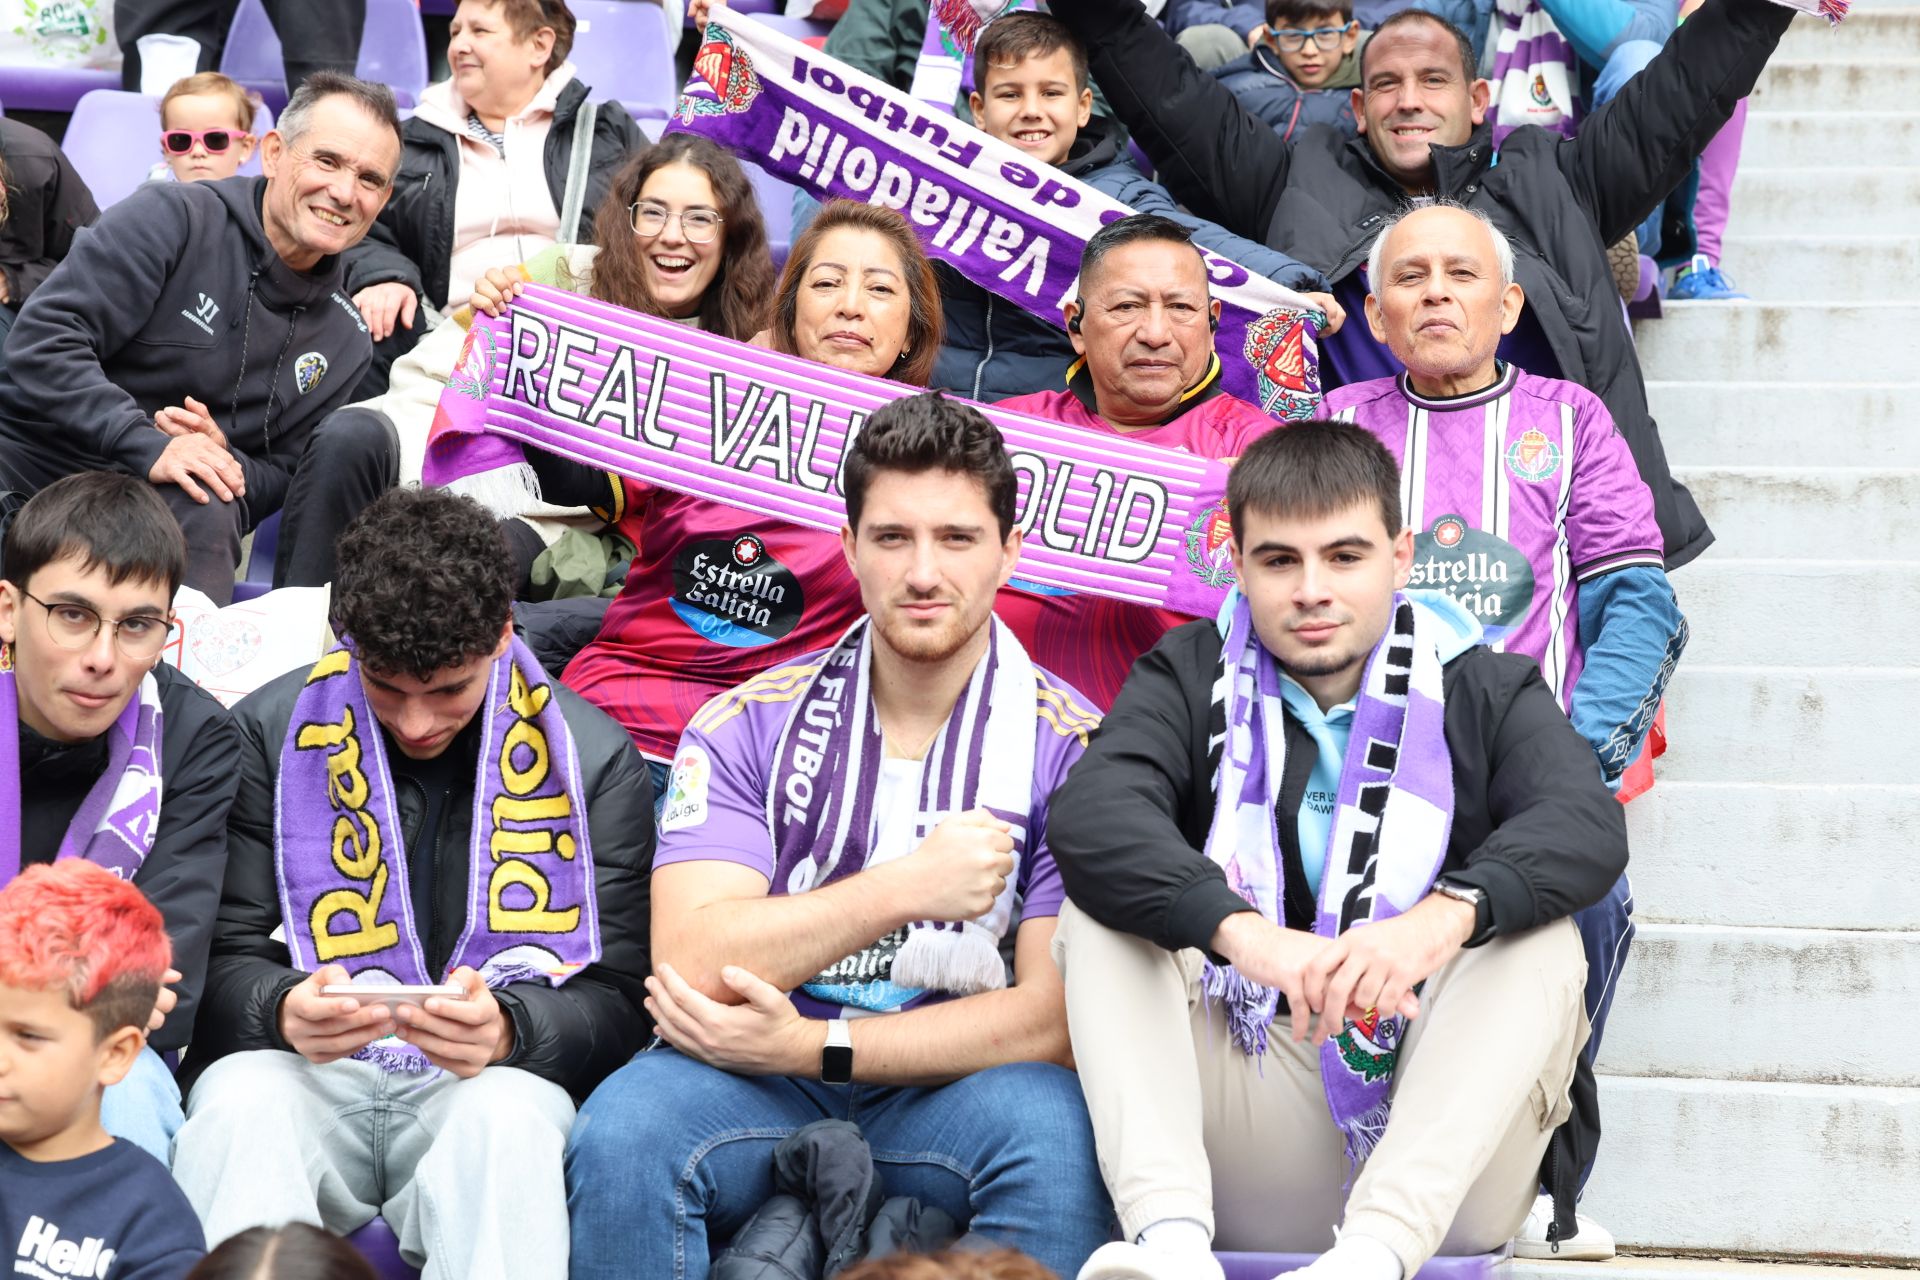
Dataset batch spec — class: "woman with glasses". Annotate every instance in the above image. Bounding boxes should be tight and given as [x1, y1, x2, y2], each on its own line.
[1211, 0, 1362, 140]
[337, 0, 643, 400]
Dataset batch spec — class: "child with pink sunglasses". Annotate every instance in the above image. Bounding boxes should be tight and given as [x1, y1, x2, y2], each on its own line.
[151, 72, 260, 184]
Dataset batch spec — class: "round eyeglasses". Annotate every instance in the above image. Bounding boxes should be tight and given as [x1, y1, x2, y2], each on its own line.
[18, 590, 173, 659]
[630, 202, 724, 243]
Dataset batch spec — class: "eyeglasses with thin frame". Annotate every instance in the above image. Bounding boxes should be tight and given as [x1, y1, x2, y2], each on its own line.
[18, 590, 174, 659]
[629, 201, 724, 243]
[161, 128, 248, 156]
[1267, 24, 1353, 51]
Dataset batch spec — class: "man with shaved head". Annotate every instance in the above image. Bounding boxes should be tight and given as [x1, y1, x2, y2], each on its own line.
[1325, 201, 1686, 1256]
[1041, 0, 1803, 578]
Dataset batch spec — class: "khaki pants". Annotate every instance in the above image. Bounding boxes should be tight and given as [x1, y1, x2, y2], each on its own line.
[1054, 904, 1588, 1273]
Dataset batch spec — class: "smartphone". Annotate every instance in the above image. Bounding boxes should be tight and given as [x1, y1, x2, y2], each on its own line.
[320, 982, 466, 1008]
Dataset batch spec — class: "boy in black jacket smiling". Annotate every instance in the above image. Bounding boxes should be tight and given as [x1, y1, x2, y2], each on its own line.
[1049, 423, 1624, 1280]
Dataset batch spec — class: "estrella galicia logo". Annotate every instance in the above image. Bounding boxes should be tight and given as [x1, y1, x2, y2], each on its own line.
[669, 534, 804, 647]
[1409, 515, 1536, 642]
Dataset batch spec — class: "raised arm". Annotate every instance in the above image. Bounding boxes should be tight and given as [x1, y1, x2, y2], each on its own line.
[1559, 0, 1793, 246]
[1046, 0, 1295, 241]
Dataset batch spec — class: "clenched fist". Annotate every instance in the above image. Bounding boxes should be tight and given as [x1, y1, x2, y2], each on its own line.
[893, 808, 1015, 923]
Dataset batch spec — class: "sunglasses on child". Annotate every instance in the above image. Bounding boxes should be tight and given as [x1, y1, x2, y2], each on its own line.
[160, 128, 250, 155]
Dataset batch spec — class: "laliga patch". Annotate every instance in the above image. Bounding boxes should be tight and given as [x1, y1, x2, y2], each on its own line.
[295, 351, 329, 395]
[659, 744, 712, 833]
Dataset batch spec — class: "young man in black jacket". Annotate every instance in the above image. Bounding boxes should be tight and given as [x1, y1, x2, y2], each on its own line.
[170, 488, 653, 1280]
[0, 472, 239, 1164]
[1043, 0, 1800, 571]
[0, 73, 403, 604]
[1048, 423, 1625, 1280]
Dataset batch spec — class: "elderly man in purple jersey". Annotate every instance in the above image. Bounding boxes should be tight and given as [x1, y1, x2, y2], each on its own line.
[1324, 200, 1687, 1261]
[563, 391, 1113, 1280]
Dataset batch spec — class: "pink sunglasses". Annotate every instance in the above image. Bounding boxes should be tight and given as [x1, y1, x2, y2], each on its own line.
[161, 128, 250, 155]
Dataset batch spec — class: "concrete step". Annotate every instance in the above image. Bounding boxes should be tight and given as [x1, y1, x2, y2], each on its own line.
[1509, 1259, 1920, 1279]
[1670, 559, 1916, 665]
[1658, 666, 1920, 785]
[1741, 111, 1920, 169]
[1753, 59, 1920, 112]
[1672, 466, 1920, 558]
[1725, 168, 1920, 235]
[1648, 382, 1920, 469]
[1580, 1076, 1920, 1260]
[1598, 923, 1920, 1087]
[1627, 783, 1920, 931]
[1720, 233, 1920, 301]
[1636, 302, 1917, 382]
[1776, 7, 1920, 59]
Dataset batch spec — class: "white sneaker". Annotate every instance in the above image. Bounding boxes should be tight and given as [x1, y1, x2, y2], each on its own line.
[1513, 1192, 1617, 1261]
[1077, 1240, 1227, 1280]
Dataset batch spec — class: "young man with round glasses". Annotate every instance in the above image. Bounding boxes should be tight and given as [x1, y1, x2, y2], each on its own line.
[0, 470, 240, 1163]
[1213, 0, 1362, 140]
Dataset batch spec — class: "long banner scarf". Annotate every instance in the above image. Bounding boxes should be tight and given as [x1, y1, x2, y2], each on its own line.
[772, 616, 1035, 1006]
[427, 285, 1243, 619]
[1202, 593, 1455, 1166]
[275, 635, 599, 1072]
[1488, 0, 1582, 143]
[672, 11, 1323, 423]
[0, 653, 164, 882]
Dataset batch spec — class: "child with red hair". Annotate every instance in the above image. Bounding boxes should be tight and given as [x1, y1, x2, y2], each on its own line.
[0, 860, 205, 1278]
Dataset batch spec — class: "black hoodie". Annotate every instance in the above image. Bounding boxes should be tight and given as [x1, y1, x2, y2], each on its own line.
[0, 175, 372, 518]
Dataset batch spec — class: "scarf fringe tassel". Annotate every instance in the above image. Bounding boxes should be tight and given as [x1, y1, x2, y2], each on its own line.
[447, 462, 543, 521]
[891, 928, 1008, 996]
[1200, 961, 1279, 1057]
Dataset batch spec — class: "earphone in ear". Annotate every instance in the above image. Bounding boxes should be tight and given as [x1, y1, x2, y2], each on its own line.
[1209, 314, 1220, 333]
[1067, 298, 1084, 334]
[1068, 315, 1082, 334]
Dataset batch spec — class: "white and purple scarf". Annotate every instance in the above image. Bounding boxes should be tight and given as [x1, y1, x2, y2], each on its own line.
[1202, 594, 1454, 1166]
[0, 654, 164, 881]
[1488, 0, 1583, 143]
[274, 636, 599, 1071]
[772, 617, 1035, 1002]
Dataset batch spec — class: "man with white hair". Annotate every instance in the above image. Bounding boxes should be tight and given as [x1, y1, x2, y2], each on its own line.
[1324, 200, 1686, 1258]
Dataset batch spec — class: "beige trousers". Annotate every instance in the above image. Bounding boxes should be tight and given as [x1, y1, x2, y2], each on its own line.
[1053, 904, 1588, 1273]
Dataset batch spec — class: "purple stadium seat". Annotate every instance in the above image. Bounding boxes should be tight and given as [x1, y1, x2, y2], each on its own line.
[346, 1218, 419, 1280]
[65, 90, 274, 210]
[742, 158, 797, 272]
[568, 0, 679, 125]
[1216, 1250, 1508, 1280]
[231, 511, 280, 603]
[220, 0, 428, 114]
[0, 65, 117, 114]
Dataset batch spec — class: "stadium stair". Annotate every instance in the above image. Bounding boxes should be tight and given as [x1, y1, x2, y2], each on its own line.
[1510, 4, 1920, 1275]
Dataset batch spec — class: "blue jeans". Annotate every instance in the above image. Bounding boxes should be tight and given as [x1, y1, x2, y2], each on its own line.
[100, 1045, 184, 1164]
[564, 1047, 1114, 1279]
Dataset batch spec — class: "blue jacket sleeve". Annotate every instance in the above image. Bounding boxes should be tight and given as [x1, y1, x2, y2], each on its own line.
[1537, 0, 1677, 69]
[1088, 161, 1331, 294]
[1571, 563, 1688, 783]
[1166, 0, 1267, 38]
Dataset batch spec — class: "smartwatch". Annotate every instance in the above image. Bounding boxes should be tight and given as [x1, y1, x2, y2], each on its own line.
[1434, 879, 1494, 947]
[820, 1018, 854, 1085]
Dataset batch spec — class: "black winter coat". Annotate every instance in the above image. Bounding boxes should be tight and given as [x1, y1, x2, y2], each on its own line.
[14, 662, 238, 1053]
[0, 117, 99, 307]
[1046, 0, 1798, 569]
[182, 662, 655, 1103]
[342, 76, 646, 309]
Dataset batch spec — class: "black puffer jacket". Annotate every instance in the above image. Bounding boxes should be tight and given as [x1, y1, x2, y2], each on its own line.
[0, 117, 99, 307]
[1046, 0, 1797, 569]
[183, 659, 654, 1103]
[342, 74, 646, 309]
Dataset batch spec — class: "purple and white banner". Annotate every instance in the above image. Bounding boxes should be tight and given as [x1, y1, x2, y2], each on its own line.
[670, 10, 1322, 422]
[427, 286, 1243, 618]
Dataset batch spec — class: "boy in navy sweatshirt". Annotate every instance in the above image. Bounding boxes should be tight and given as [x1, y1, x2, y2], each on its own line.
[0, 861, 204, 1279]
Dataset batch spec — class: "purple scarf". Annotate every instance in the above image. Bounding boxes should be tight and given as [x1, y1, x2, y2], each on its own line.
[0, 654, 164, 882]
[772, 617, 1036, 1005]
[427, 285, 1239, 620]
[1202, 594, 1455, 1166]
[1488, 0, 1582, 143]
[274, 636, 599, 1071]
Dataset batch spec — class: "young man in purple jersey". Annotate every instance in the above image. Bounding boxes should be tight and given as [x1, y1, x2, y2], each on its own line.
[1324, 201, 1687, 1259]
[564, 391, 1113, 1280]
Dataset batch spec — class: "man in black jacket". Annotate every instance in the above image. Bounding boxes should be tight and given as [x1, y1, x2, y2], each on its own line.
[0, 72, 405, 603]
[0, 472, 239, 1163]
[1049, 423, 1625, 1280]
[170, 488, 653, 1280]
[1044, 0, 1799, 570]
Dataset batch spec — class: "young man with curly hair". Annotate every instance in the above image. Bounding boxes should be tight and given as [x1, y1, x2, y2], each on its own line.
[168, 487, 655, 1280]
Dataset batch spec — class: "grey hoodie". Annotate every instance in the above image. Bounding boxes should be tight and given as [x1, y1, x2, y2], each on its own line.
[0, 175, 372, 517]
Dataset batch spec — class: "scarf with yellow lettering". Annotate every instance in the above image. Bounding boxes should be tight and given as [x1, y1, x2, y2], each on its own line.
[273, 636, 599, 1071]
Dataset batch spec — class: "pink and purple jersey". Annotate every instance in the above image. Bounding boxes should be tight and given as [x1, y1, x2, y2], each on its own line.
[1325, 366, 1664, 703]
[654, 653, 1099, 1018]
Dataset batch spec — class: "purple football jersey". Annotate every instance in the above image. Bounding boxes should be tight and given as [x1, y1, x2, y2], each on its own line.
[1325, 366, 1664, 703]
[652, 648, 1098, 1017]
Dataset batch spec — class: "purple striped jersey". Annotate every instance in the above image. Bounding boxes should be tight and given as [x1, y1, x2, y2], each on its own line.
[1324, 365, 1664, 704]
